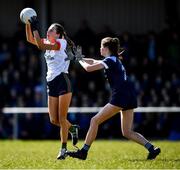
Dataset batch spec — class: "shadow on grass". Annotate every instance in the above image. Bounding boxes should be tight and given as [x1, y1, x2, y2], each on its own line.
[157, 159, 180, 162]
[126, 158, 180, 162]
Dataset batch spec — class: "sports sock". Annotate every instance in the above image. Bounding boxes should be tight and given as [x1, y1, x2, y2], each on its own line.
[69, 125, 75, 133]
[81, 144, 90, 153]
[61, 142, 67, 149]
[144, 142, 154, 152]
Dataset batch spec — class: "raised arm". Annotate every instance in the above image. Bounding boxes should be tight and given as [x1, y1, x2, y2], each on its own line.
[28, 16, 60, 51]
[32, 30, 60, 51]
[26, 23, 36, 45]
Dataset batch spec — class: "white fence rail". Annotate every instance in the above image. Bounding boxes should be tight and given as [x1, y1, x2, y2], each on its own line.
[3, 106, 180, 114]
[2, 107, 180, 139]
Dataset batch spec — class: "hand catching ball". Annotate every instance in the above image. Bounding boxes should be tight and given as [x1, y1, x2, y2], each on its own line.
[20, 8, 37, 24]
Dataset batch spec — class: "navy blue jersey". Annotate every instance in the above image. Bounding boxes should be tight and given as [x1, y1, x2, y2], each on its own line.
[102, 56, 127, 93]
[102, 56, 137, 109]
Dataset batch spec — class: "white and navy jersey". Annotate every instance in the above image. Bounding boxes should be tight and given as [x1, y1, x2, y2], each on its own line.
[101, 56, 127, 93]
[43, 38, 70, 82]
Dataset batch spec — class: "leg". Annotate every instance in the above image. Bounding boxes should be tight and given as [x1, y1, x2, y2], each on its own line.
[121, 109, 161, 159]
[56, 92, 72, 160]
[121, 109, 149, 145]
[58, 92, 72, 144]
[48, 96, 59, 126]
[67, 103, 121, 160]
[85, 103, 121, 145]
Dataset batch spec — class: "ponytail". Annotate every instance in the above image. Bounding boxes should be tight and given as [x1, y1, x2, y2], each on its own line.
[118, 48, 125, 60]
[63, 31, 76, 50]
[112, 38, 124, 60]
[52, 23, 76, 51]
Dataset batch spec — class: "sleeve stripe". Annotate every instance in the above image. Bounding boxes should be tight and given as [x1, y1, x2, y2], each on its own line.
[56, 41, 61, 50]
[41, 38, 45, 43]
[101, 61, 109, 69]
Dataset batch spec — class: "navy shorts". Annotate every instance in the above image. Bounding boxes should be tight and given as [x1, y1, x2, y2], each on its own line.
[47, 73, 72, 97]
[110, 82, 137, 110]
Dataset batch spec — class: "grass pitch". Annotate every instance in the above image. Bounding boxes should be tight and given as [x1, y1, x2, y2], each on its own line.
[0, 140, 180, 169]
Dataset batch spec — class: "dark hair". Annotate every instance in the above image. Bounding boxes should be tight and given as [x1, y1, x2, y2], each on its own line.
[52, 23, 75, 49]
[101, 37, 124, 59]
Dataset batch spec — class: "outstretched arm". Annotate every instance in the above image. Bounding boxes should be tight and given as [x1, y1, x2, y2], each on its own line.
[74, 46, 104, 71]
[79, 59, 104, 72]
[83, 58, 102, 65]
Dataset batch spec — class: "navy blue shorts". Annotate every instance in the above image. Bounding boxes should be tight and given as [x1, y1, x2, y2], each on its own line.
[110, 82, 137, 110]
[47, 73, 72, 97]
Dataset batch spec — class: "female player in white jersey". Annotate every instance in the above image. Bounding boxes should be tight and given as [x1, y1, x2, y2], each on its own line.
[25, 16, 79, 160]
[67, 37, 161, 160]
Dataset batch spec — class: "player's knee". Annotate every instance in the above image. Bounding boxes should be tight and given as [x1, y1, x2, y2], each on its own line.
[90, 116, 99, 126]
[59, 115, 66, 126]
[122, 130, 132, 139]
[50, 118, 59, 126]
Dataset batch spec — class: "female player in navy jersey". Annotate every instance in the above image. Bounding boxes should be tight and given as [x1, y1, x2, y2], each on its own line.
[67, 37, 161, 160]
[25, 17, 79, 160]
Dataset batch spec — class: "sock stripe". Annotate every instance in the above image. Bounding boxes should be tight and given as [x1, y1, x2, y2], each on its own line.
[83, 144, 90, 151]
[62, 143, 67, 149]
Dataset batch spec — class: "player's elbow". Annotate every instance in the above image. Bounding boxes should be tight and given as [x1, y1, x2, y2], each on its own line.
[34, 38, 44, 50]
[36, 43, 45, 50]
[37, 45, 43, 50]
[85, 66, 94, 72]
[26, 38, 32, 44]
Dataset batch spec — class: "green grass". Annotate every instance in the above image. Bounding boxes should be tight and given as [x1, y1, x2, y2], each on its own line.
[0, 140, 180, 169]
